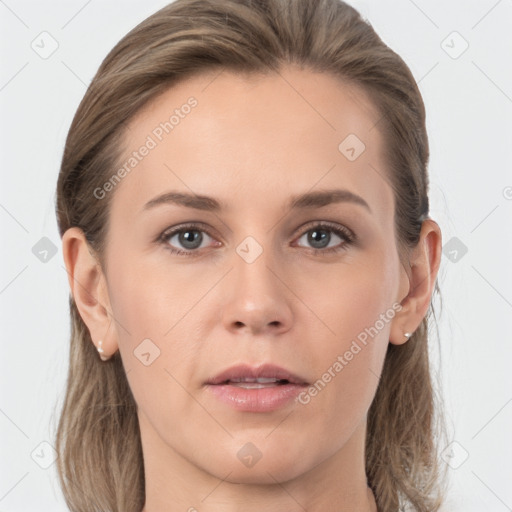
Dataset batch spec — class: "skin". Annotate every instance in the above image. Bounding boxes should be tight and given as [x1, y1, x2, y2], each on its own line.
[62, 64, 442, 512]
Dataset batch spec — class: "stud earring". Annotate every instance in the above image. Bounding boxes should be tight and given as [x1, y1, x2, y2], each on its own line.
[404, 332, 412, 341]
[97, 340, 110, 361]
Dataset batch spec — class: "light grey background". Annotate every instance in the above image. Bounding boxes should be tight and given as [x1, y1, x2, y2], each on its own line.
[1, 0, 511, 510]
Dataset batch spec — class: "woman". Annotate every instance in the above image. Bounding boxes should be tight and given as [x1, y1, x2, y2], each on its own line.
[55, 0, 446, 510]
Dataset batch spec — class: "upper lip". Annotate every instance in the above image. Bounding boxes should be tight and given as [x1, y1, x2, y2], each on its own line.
[205, 363, 309, 385]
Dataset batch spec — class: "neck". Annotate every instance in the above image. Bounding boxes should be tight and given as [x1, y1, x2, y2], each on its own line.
[139, 411, 378, 512]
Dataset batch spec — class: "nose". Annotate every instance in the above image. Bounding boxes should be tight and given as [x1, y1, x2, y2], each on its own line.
[221, 245, 293, 337]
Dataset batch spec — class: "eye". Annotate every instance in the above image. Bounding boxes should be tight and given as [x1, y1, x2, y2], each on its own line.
[157, 221, 355, 257]
[158, 223, 219, 257]
[294, 222, 355, 254]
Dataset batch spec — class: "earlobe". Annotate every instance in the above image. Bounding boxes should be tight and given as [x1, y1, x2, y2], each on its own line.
[389, 219, 442, 345]
[61, 227, 117, 359]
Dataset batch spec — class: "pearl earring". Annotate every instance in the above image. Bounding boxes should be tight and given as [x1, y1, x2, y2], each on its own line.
[404, 332, 412, 341]
[97, 340, 110, 361]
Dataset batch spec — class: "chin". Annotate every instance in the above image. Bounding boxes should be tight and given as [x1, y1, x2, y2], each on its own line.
[221, 461, 306, 485]
[199, 440, 312, 485]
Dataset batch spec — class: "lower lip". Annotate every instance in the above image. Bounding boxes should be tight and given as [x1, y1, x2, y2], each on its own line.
[205, 383, 307, 412]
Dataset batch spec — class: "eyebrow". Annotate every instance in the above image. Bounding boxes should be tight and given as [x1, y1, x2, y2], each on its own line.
[142, 188, 371, 213]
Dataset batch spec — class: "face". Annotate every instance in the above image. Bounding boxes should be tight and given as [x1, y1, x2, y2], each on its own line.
[101, 65, 409, 484]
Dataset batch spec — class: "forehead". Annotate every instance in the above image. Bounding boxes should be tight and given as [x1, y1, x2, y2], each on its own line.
[109, 65, 392, 222]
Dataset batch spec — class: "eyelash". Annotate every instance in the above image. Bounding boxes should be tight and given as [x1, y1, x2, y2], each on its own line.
[157, 221, 356, 258]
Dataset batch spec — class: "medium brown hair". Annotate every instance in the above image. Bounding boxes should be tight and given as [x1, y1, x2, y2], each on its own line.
[54, 0, 447, 510]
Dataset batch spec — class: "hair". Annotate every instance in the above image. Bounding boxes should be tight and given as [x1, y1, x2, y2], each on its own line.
[53, 0, 447, 510]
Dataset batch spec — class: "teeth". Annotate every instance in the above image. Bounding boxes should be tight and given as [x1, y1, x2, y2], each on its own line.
[229, 377, 280, 384]
[226, 377, 290, 388]
[230, 381, 281, 389]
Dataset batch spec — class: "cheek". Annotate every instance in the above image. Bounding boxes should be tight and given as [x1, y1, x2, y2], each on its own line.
[107, 252, 202, 341]
[106, 257, 203, 433]
[105, 253, 211, 395]
[295, 252, 398, 419]
[299, 251, 399, 343]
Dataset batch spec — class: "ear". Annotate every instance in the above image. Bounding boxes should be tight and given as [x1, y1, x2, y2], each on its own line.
[389, 219, 442, 345]
[61, 227, 118, 359]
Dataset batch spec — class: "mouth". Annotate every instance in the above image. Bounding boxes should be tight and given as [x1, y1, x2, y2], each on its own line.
[205, 363, 308, 386]
[204, 364, 309, 412]
[220, 377, 294, 389]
